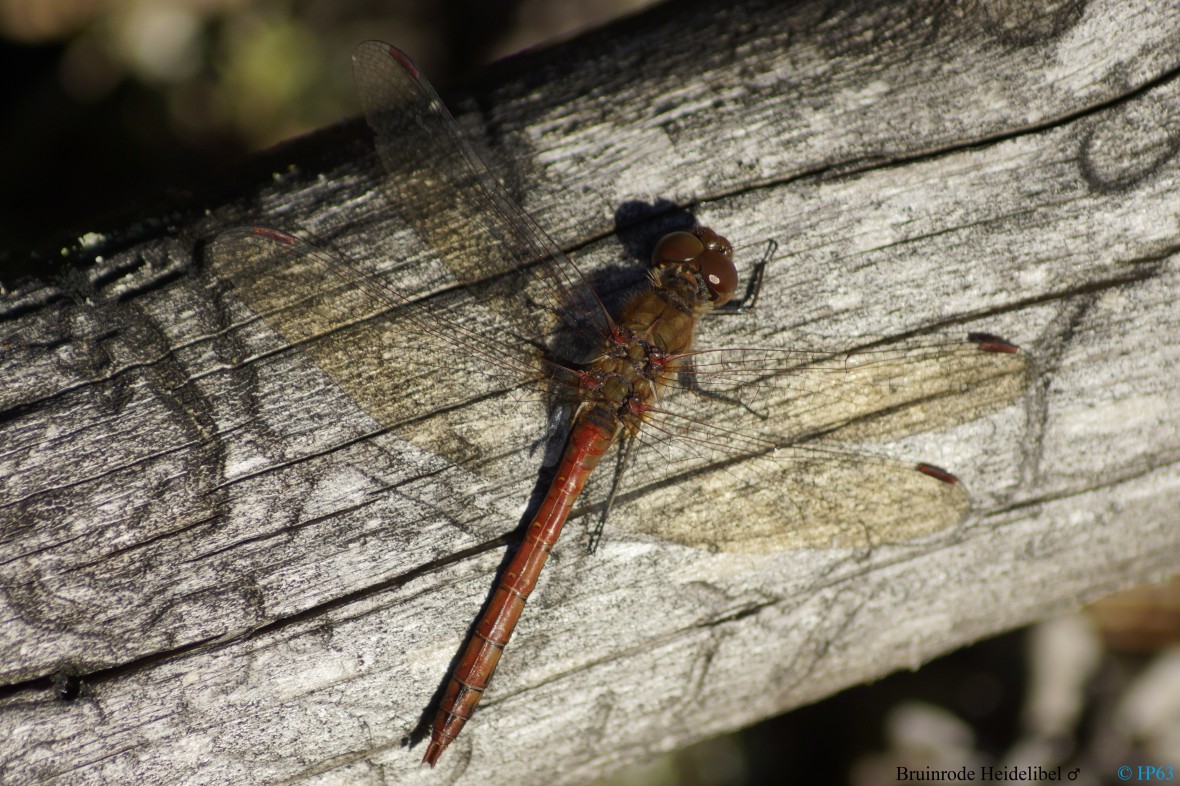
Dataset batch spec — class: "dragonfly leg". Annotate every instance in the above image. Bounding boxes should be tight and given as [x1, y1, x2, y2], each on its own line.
[586, 432, 638, 554]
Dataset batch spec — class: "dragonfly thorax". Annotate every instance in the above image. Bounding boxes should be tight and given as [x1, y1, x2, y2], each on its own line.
[581, 349, 663, 429]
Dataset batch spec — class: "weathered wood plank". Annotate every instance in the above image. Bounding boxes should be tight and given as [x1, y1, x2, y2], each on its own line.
[3, 0, 1180, 784]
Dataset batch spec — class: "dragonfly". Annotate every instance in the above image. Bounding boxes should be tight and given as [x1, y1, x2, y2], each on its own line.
[210, 41, 1028, 766]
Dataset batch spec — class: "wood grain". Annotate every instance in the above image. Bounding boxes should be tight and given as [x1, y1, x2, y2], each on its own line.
[3, 0, 1179, 783]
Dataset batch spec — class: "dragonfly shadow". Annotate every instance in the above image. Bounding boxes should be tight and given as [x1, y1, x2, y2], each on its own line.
[614, 199, 698, 265]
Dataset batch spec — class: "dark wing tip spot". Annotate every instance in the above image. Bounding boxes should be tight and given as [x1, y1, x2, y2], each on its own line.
[251, 226, 297, 245]
[968, 332, 1020, 354]
[388, 45, 421, 79]
[917, 463, 959, 485]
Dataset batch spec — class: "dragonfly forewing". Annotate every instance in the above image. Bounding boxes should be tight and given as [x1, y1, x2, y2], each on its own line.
[352, 40, 613, 368]
[668, 336, 1031, 444]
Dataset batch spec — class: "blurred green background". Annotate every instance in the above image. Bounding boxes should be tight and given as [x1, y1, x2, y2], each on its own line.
[0, 0, 656, 258]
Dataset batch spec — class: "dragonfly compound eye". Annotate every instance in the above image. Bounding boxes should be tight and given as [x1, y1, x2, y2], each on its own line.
[651, 231, 704, 266]
[698, 248, 738, 305]
[694, 226, 732, 256]
[693, 227, 736, 305]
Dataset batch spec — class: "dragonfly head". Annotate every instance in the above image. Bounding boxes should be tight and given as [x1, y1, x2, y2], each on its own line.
[650, 226, 737, 306]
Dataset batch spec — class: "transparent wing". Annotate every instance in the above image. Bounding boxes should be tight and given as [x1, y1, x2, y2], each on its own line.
[622, 443, 971, 554]
[670, 333, 1030, 444]
[582, 335, 1028, 551]
[209, 226, 572, 464]
[352, 40, 612, 366]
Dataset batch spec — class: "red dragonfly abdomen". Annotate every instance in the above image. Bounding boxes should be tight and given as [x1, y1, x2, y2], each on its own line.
[422, 409, 619, 766]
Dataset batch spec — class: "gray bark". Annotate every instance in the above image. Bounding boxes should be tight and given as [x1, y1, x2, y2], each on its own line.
[3, 0, 1179, 784]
